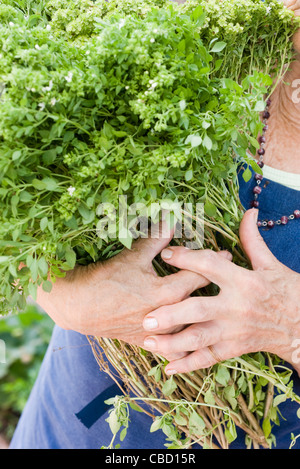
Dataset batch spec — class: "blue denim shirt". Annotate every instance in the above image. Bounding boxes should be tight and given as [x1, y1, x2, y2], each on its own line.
[10, 169, 300, 449]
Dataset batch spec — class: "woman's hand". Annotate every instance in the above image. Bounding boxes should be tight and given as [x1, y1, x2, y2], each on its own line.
[142, 209, 300, 376]
[36, 222, 230, 348]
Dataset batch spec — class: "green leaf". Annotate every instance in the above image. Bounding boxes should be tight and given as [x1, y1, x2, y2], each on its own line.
[202, 135, 212, 150]
[120, 428, 127, 442]
[215, 365, 230, 386]
[42, 178, 59, 191]
[150, 417, 163, 433]
[188, 410, 205, 434]
[262, 418, 272, 439]
[28, 281, 37, 301]
[174, 411, 188, 426]
[225, 420, 237, 443]
[162, 376, 177, 396]
[42, 149, 57, 165]
[42, 280, 53, 293]
[210, 41, 227, 53]
[204, 201, 217, 218]
[254, 101, 266, 112]
[192, 5, 204, 21]
[204, 388, 215, 406]
[32, 178, 46, 190]
[185, 134, 202, 148]
[30, 259, 38, 282]
[250, 160, 263, 175]
[119, 231, 133, 250]
[38, 257, 48, 277]
[0, 256, 10, 263]
[129, 402, 144, 413]
[224, 385, 237, 410]
[40, 217, 48, 231]
[12, 150, 22, 161]
[107, 410, 121, 435]
[273, 393, 287, 408]
[185, 169, 193, 182]
[242, 167, 252, 183]
[8, 263, 18, 278]
[65, 247, 77, 269]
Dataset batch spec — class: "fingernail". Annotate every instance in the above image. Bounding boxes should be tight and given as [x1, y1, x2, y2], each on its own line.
[144, 338, 157, 350]
[144, 317, 158, 331]
[165, 368, 177, 375]
[161, 248, 173, 260]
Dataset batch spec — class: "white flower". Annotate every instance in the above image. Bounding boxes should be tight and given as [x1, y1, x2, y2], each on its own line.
[50, 97, 57, 106]
[43, 246, 46, 251]
[179, 100, 186, 111]
[35, 44, 41, 50]
[150, 38, 155, 43]
[118, 18, 126, 29]
[38, 102, 45, 111]
[67, 186, 76, 196]
[153, 29, 158, 34]
[42, 80, 53, 92]
[46, 24, 51, 31]
[266, 6, 271, 15]
[65, 71, 73, 83]
[151, 82, 158, 89]
[86, 50, 90, 55]
[125, 86, 129, 90]
[9, 22, 14, 26]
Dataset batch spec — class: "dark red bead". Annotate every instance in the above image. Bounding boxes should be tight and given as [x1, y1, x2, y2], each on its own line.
[281, 216, 288, 225]
[254, 173, 263, 181]
[267, 220, 275, 228]
[266, 98, 271, 106]
[258, 136, 266, 144]
[251, 200, 259, 208]
[253, 186, 262, 195]
[263, 125, 269, 131]
[263, 111, 270, 119]
[257, 220, 262, 227]
[258, 148, 265, 156]
[258, 161, 264, 168]
[294, 210, 300, 219]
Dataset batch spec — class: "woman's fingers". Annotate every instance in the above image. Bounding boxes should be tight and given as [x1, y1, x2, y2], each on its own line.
[143, 296, 224, 332]
[161, 250, 233, 300]
[160, 246, 238, 287]
[164, 341, 244, 375]
[144, 320, 233, 357]
[289, 0, 300, 11]
[282, 0, 300, 10]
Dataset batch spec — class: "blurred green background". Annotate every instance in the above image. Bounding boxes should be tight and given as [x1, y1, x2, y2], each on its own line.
[0, 306, 54, 446]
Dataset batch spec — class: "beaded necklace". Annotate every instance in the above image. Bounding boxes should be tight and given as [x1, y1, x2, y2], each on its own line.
[250, 98, 300, 228]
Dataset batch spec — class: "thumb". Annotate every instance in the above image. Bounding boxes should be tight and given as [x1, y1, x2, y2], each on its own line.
[239, 208, 278, 270]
